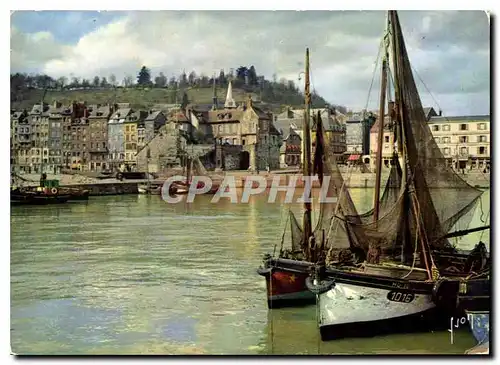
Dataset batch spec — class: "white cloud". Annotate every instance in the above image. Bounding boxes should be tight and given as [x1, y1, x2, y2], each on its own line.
[10, 10, 490, 115]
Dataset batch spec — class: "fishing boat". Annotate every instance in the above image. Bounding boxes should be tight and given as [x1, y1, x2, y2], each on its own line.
[300, 10, 489, 341]
[256, 47, 403, 308]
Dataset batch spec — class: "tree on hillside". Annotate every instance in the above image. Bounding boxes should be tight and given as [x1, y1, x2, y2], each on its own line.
[56, 76, 68, 90]
[137, 66, 152, 86]
[168, 76, 177, 88]
[188, 71, 197, 86]
[179, 71, 188, 88]
[92, 76, 100, 88]
[218, 69, 226, 86]
[100, 77, 109, 88]
[109, 74, 117, 87]
[123, 75, 134, 87]
[154, 72, 167, 88]
[181, 92, 189, 109]
[248, 66, 258, 86]
[199, 74, 209, 88]
[81, 78, 90, 88]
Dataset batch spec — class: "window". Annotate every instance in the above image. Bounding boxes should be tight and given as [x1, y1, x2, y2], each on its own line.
[459, 124, 468, 131]
[432, 125, 439, 131]
[460, 147, 468, 155]
[478, 123, 486, 130]
[434, 137, 440, 143]
[442, 137, 450, 143]
[478, 135, 487, 142]
[478, 147, 487, 155]
[384, 136, 390, 143]
[459, 136, 468, 143]
[443, 147, 450, 155]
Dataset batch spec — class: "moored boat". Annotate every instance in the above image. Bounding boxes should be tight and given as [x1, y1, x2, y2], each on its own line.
[305, 10, 488, 341]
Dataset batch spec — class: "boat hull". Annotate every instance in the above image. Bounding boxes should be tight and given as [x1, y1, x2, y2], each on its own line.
[257, 258, 316, 308]
[317, 281, 438, 340]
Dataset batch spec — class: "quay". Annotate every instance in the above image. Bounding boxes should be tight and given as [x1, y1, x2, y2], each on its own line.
[14, 169, 490, 197]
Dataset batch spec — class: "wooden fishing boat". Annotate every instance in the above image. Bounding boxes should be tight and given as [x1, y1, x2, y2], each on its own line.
[304, 11, 489, 341]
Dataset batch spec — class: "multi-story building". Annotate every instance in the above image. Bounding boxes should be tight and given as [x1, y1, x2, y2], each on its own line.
[28, 102, 50, 173]
[124, 111, 147, 169]
[70, 115, 90, 171]
[48, 101, 63, 174]
[108, 107, 132, 170]
[278, 127, 301, 168]
[88, 104, 113, 171]
[143, 110, 166, 144]
[345, 112, 376, 165]
[427, 114, 490, 171]
[275, 106, 346, 165]
[11, 110, 30, 173]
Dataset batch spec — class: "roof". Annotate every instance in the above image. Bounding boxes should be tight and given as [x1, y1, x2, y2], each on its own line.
[89, 105, 112, 119]
[11, 111, 27, 120]
[251, 105, 272, 120]
[370, 115, 392, 133]
[144, 111, 163, 121]
[429, 115, 490, 123]
[110, 108, 132, 120]
[29, 103, 50, 116]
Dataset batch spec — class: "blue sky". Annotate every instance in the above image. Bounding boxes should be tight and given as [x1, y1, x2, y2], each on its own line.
[10, 10, 490, 115]
[11, 11, 123, 44]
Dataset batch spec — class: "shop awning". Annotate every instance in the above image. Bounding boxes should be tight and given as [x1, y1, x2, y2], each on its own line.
[348, 154, 361, 161]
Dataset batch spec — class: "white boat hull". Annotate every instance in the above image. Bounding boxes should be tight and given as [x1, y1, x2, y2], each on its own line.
[317, 282, 436, 340]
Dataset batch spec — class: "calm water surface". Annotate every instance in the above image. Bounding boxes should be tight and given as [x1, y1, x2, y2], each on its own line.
[10, 188, 489, 355]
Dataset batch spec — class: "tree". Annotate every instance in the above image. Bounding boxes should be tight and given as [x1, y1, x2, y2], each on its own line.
[137, 66, 152, 86]
[69, 77, 80, 88]
[123, 75, 134, 87]
[168, 76, 177, 88]
[199, 74, 209, 88]
[56, 76, 67, 90]
[100, 77, 109, 88]
[179, 71, 188, 88]
[248, 66, 258, 85]
[188, 71, 197, 86]
[218, 69, 226, 86]
[81, 78, 90, 88]
[236, 66, 248, 81]
[154, 72, 167, 88]
[92, 76, 100, 88]
[181, 92, 189, 109]
[109, 74, 117, 87]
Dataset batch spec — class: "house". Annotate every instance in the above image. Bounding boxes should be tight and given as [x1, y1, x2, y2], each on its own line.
[108, 107, 132, 170]
[427, 114, 490, 171]
[124, 110, 147, 169]
[88, 104, 113, 171]
[27, 102, 51, 173]
[11, 110, 30, 172]
[47, 101, 64, 173]
[278, 127, 301, 168]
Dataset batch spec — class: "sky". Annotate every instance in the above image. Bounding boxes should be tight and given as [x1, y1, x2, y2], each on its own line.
[10, 10, 490, 116]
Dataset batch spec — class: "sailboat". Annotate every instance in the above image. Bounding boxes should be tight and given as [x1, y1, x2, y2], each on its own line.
[302, 10, 489, 341]
[256, 48, 357, 308]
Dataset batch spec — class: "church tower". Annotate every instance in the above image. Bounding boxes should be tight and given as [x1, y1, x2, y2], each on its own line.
[224, 80, 236, 108]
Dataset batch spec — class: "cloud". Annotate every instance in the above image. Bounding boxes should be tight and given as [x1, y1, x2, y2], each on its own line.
[10, 10, 490, 115]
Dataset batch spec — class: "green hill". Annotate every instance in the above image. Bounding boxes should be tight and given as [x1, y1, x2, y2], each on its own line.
[11, 86, 267, 111]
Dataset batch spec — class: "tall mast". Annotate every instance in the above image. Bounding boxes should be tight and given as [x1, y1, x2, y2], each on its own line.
[302, 48, 313, 242]
[373, 17, 390, 223]
[40, 89, 48, 177]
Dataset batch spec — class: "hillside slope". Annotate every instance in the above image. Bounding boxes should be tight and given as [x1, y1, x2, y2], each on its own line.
[11, 86, 318, 112]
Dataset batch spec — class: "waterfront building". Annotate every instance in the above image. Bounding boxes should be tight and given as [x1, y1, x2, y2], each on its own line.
[11, 110, 30, 173]
[427, 114, 490, 171]
[88, 104, 113, 171]
[108, 107, 132, 170]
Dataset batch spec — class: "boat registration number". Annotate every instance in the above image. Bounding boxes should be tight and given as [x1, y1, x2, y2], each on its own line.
[387, 291, 415, 303]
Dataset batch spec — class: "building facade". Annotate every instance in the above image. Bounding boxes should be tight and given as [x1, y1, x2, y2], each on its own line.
[88, 104, 113, 171]
[427, 115, 490, 171]
[108, 107, 132, 170]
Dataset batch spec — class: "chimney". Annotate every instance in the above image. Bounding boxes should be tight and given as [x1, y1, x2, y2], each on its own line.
[439, 109, 442, 116]
[149, 110, 153, 115]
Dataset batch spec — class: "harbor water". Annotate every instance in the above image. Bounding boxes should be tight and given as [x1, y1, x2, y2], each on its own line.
[10, 188, 489, 355]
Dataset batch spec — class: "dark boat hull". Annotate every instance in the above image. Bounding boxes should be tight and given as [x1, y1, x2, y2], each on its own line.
[257, 258, 316, 308]
[11, 192, 72, 206]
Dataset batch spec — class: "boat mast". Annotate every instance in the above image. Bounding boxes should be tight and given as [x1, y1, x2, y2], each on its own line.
[373, 17, 390, 223]
[40, 89, 48, 178]
[302, 48, 313, 243]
